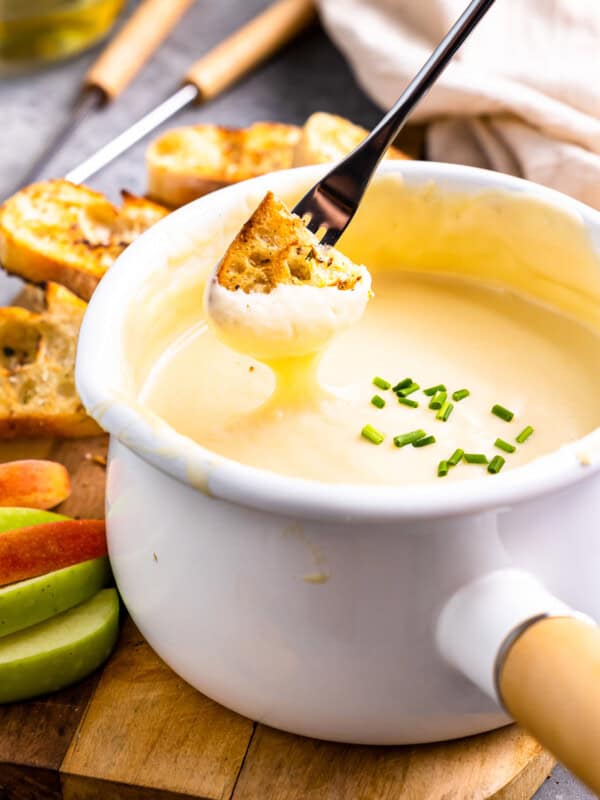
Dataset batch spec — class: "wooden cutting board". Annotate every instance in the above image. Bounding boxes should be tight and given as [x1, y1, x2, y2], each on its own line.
[0, 437, 555, 800]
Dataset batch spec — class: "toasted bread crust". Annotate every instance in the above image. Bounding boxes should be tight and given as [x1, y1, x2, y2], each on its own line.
[0, 282, 101, 439]
[292, 112, 409, 167]
[0, 181, 168, 301]
[216, 192, 364, 294]
[147, 122, 301, 208]
[0, 415, 100, 439]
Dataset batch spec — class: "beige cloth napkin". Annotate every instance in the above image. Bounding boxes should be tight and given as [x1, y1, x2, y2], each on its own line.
[317, 0, 600, 209]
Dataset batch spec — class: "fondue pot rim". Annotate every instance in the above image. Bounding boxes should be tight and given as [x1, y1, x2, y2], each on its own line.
[76, 161, 600, 522]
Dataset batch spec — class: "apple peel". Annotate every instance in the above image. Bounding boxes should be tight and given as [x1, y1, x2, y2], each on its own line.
[0, 588, 119, 704]
[0, 507, 68, 534]
[0, 519, 107, 587]
[0, 556, 111, 638]
[0, 460, 71, 509]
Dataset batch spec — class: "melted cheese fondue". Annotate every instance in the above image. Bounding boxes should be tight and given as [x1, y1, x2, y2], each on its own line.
[141, 271, 600, 484]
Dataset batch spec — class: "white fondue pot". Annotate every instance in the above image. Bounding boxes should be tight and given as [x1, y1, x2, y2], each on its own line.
[76, 162, 600, 791]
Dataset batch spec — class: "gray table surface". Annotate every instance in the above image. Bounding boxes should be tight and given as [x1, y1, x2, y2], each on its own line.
[0, 2, 594, 798]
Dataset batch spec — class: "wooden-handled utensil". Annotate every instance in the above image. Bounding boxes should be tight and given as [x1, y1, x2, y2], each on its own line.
[16, 0, 195, 191]
[85, 0, 196, 100]
[65, 0, 317, 186]
[184, 0, 315, 100]
[499, 615, 600, 793]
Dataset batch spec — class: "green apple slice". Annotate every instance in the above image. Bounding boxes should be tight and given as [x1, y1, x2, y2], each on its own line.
[0, 508, 68, 534]
[0, 588, 119, 703]
[0, 557, 111, 639]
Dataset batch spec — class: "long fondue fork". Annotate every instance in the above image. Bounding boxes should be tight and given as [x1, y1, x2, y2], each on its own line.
[293, 0, 496, 247]
[65, 0, 316, 185]
[16, 0, 195, 191]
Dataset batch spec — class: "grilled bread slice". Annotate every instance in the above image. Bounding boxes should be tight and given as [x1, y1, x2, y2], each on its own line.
[0, 180, 168, 302]
[292, 112, 409, 166]
[0, 282, 100, 439]
[216, 191, 365, 294]
[208, 192, 371, 361]
[146, 122, 301, 208]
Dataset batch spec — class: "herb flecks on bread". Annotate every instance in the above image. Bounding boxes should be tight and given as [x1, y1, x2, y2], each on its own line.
[207, 192, 371, 361]
[147, 122, 300, 208]
[0, 180, 168, 301]
[292, 112, 409, 167]
[216, 191, 365, 295]
[0, 283, 100, 439]
[145, 114, 410, 210]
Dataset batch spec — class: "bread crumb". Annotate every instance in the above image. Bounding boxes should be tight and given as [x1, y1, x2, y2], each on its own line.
[577, 451, 592, 466]
[85, 453, 107, 467]
[302, 572, 329, 584]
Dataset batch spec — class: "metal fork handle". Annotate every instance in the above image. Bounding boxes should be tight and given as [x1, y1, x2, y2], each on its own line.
[294, 0, 496, 245]
[353, 0, 495, 184]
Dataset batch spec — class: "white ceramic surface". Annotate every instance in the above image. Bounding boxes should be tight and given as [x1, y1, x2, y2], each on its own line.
[76, 162, 600, 744]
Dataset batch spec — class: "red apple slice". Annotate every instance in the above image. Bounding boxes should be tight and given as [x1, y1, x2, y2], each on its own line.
[0, 460, 71, 509]
[0, 519, 107, 587]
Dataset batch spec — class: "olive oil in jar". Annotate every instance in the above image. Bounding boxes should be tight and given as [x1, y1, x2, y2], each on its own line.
[0, 0, 125, 75]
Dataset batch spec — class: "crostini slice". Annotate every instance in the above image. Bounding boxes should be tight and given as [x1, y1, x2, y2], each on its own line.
[0, 282, 101, 438]
[0, 180, 168, 302]
[292, 111, 409, 166]
[147, 122, 301, 208]
[206, 191, 371, 361]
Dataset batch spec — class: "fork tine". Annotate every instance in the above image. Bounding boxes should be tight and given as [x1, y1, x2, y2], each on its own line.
[304, 213, 327, 237]
[292, 195, 325, 233]
[292, 184, 351, 247]
[290, 0, 497, 250]
[319, 225, 343, 248]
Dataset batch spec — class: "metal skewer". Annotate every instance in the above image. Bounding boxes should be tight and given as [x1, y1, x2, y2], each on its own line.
[65, 0, 316, 186]
[65, 85, 199, 185]
[15, 0, 196, 192]
[18, 88, 105, 189]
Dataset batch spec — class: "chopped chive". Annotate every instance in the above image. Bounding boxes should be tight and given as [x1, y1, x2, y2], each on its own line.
[495, 438, 516, 454]
[452, 389, 470, 402]
[393, 429, 427, 448]
[373, 376, 391, 391]
[393, 377, 412, 392]
[491, 404, 514, 422]
[413, 434, 436, 448]
[488, 455, 506, 474]
[371, 394, 386, 409]
[398, 397, 419, 408]
[361, 424, 385, 445]
[424, 383, 446, 396]
[429, 390, 447, 410]
[516, 425, 534, 444]
[436, 401, 454, 422]
[464, 453, 488, 464]
[397, 381, 420, 397]
[438, 460, 449, 477]
[448, 448, 464, 466]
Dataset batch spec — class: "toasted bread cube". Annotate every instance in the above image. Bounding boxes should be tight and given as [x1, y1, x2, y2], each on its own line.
[208, 192, 371, 361]
[0, 283, 100, 438]
[216, 191, 365, 294]
[147, 122, 301, 208]
[293, 112, 409, 167]
[0, 180, 168, 302]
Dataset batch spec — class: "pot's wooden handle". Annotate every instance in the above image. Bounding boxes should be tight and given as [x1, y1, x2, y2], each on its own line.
[85, 0, 195, 100]
[499, 616, 600, 794]
[185, 0, 316, 101]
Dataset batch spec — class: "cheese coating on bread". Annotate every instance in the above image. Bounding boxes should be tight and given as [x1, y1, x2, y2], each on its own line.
[206, 192, 371, 360]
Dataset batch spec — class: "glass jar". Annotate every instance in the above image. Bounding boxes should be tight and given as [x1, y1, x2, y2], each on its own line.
[0, 0, 126, 76]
